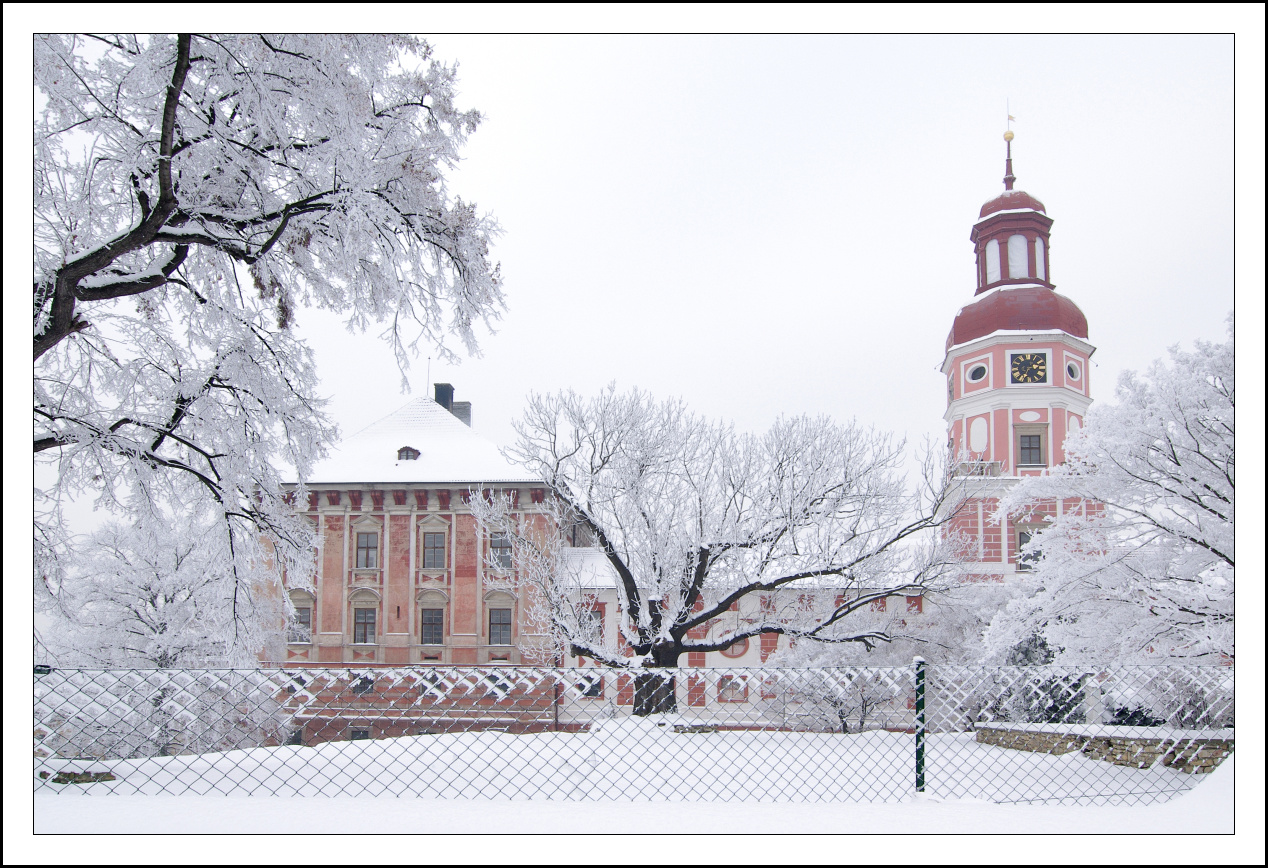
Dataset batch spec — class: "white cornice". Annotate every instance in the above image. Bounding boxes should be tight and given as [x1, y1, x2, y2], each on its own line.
[942, 330, 1096, 371]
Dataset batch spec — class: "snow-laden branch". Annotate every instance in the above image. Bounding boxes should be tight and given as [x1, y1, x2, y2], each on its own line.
[34, 35, 501, 659]
[987, 315, 1234, 664]
[476, 387, 971, 669]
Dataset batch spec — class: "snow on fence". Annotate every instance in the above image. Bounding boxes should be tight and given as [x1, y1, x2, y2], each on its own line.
[33, 663, 1233, 804]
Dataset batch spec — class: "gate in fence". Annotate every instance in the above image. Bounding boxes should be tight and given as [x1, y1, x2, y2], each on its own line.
[34, 662, 1232, 804]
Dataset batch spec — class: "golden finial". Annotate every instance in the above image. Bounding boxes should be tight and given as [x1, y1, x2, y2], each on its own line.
[1003, 130, 1014, 142]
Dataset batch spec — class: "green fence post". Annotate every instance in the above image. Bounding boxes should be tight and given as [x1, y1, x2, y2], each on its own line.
[914, 656, 926, 793]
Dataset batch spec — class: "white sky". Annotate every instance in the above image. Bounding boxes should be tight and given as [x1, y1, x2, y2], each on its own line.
[297, 30, 1249, 468]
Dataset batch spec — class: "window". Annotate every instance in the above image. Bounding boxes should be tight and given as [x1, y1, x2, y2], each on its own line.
[484, 671, 515, 697]
[349, 728, 371, 741]
[352, 675, 375, 695]
[967, 364, 988, 383]
[489, 608, 512, 645]
[985, 239, 1001, 283]
[578, 673, 604, 699]
[288, 607, 312, 643]
[1019, 434, 1043, 466]
[353, 607, 377, 644]
[397, 446, 419, 461]
[1008, 234, 1029, 278]
[718, 675, 747, 702]
[1035, 237, 1046, 280]
[490, 533, 512, 570]
[720, 638, 749, 659]
[356, 532, 378, 569]
[581, 605, 604, 643]
[285, 727, 304, 746]
[1017, 531, 1041, 572]
[421, 608, 444, 645]
[423, 532, 446, 569]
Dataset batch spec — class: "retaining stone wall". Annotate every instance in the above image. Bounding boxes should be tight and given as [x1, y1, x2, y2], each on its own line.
[975, 725, 1232, 774]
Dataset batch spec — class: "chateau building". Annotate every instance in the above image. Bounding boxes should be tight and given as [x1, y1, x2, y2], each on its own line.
[280, 385, 551, 667]
[272, 134, 1086, 716]
[941, 132, 1098, 579]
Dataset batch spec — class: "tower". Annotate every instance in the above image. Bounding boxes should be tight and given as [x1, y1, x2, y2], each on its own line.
[942, 131, 1096, 580]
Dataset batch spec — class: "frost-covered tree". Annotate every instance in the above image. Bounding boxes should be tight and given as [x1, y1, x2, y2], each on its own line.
[47, 512, 284, 668]
[770, 579, 1020, 669]
[34, 35, 503, 650]
[474, 387, 970, 710]
[986, 317, 1234, 663]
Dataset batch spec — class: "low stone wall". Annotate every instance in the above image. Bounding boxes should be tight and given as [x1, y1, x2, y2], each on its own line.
[975, 725, 1232, 774]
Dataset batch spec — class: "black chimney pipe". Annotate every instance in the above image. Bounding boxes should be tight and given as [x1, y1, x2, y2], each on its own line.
[434, 382, 454, 411]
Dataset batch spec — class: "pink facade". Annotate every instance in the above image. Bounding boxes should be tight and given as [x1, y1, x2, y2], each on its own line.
[276, 394, 549, 669]
[941, 135, 1096, 579]
[282, 488, 548, 667]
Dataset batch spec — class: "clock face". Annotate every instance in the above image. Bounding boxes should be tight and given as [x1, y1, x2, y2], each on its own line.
[1011, 353, 1048, 384]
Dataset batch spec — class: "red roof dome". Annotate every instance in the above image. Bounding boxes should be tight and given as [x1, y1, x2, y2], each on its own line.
[979, 189, 1046, 219]
[946, 286, 1087, 350]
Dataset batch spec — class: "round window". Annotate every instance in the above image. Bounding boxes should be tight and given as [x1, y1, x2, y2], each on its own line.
[967, 364, 988, 382]
[720, 638, 749, 659]
[1066, 361, 1081, 381]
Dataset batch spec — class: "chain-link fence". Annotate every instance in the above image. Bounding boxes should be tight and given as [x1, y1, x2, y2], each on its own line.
[33, 663, 1232, 804]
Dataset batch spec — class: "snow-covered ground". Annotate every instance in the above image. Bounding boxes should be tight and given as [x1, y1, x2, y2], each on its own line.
[32, 717, 1210, 804]
[22, 755, 1242, 866]
[28, 719, 1240, 840]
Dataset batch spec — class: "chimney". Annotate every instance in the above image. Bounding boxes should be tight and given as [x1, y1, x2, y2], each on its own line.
[433, 383, 471, 426]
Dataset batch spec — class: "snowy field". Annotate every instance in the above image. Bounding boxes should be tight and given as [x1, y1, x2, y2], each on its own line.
[26, 755, 1237, 856]
[34, 717, 1209, 804]
[29, 718, 1241, 843]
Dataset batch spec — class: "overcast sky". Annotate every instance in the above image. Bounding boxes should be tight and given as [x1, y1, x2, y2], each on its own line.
[300, 32, 1243, 467]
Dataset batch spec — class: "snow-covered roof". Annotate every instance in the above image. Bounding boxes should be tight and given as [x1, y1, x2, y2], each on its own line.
[305, 397, 541, 485]
[560, 547, 621, 589]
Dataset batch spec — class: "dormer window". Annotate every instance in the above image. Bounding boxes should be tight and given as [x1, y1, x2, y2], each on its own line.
[398, 446, 420, 461]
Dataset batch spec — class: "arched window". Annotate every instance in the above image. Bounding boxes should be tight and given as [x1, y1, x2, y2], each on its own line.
[1034, 237, 1045, 280]
[288, 590, 315, 644]
[348, 589, 381, 644]
[985, 239, 1001, 283]
[1008, 234, 1029, 278]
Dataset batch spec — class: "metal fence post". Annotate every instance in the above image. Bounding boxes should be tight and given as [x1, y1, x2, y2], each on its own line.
[914, 656, 926, 793]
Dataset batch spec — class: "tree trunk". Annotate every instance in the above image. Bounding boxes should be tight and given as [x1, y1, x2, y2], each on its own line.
[632, 642, 681, 715]
[633, 672, 677, 716]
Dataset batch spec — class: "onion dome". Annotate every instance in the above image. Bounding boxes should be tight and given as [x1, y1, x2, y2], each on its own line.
[946, 285, 1088, 351]
[979, 188, 1046, 219]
